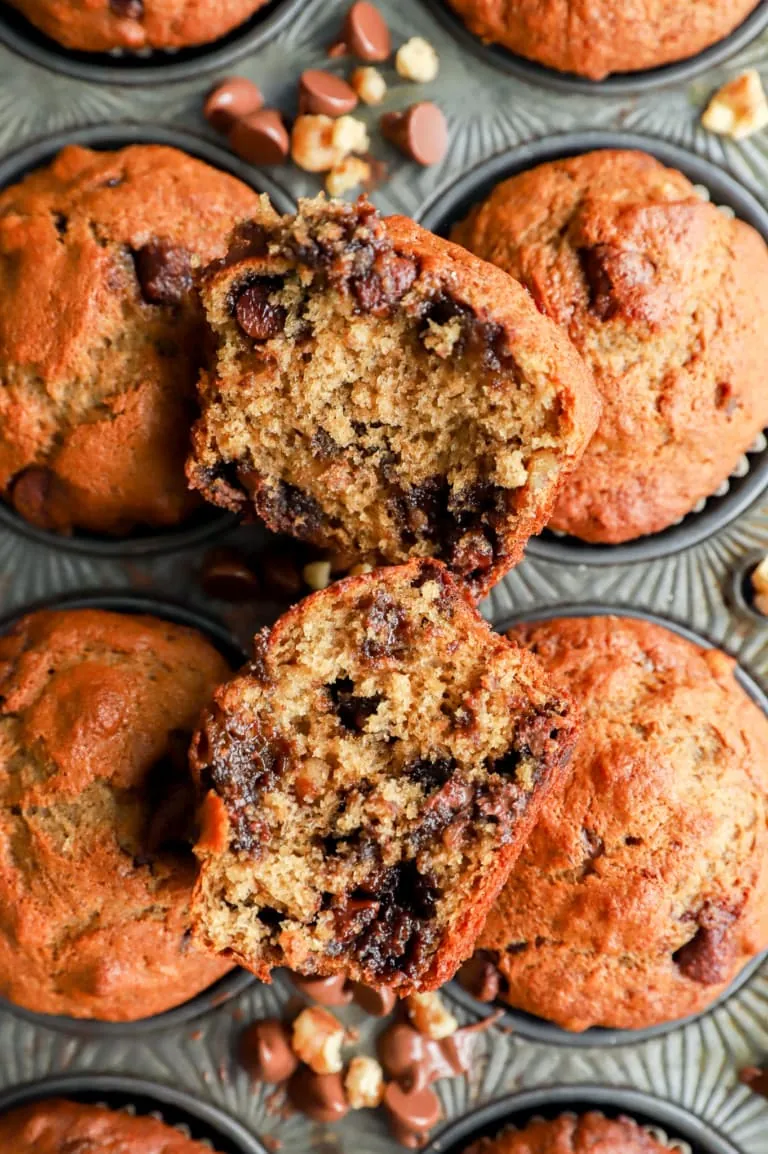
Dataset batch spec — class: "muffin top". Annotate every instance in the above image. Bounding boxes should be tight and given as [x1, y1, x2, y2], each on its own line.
[444, 0, 759, 80]
[465, 1112, 671, 1153]
[0, 1098, 221, 1152]
[452, 150, 768, 544]
[6, 0, 269, 52]
[478, 614, 768, 1031]
[0, 143, 260, 537]
[0, 607, 233, 1021]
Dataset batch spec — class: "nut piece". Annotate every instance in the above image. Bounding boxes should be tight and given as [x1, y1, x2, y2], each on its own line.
[291, 115, 340, 172]
[751, 555, 768, 615]
[344, 1055, 385, 1109]
[348, 561, 375, 577]
[702, 70, 768, 140]
[405, 991, 458, 1040]
[303, 560, 333, 590]
[292, 1006, 345, 1074]
[332, 114, 370, 155]
[326, 156, 372, 197]
[351, 65, 387, 105]
[396, 37, 439, 83]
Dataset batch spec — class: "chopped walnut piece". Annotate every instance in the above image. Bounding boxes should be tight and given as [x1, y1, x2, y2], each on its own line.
[326, 156, 372, 197]
[702, 70, 768, 141]
[351, 66, 388, 105]
[396, 37, 439, 83]
[292, 1006, 345, 1074]
[344, 1055, 385, 1108]
[405, 991, 458, 1039]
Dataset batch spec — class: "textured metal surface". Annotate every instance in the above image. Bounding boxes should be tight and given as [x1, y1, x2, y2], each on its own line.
[1, 1, 768, 1151]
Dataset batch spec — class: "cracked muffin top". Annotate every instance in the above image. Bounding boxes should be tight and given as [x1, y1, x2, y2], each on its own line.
[452, 150, 768, 544]
[0, 1098, 222, 1152]
[476, 614, 768, 1031]
[0, 607, 233, 1021]
[465, 1113, 672, 1154]
[5, 0, 270, 52]
[0, 143, 260, 538]
[444, 0, 760, 80]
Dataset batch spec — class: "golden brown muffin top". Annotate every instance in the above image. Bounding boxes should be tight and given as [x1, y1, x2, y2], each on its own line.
[0, 1098, 221, 1152]
[466, 1112, 672, 1154]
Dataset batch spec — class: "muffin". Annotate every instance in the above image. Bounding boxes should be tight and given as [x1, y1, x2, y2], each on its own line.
[465, 1113, 671, 1154]
[0, 607, 233, 1021]
[445, 0, 760, 80]
[186, 195, 599, 599]
[0, 1098, 221, 1152]
[475, 615, 768, 1031]
[0, 143, 260, 537]
[190, 559, 578, 993]
[5, 0, 270, 52]
[452, 150, 768, 544]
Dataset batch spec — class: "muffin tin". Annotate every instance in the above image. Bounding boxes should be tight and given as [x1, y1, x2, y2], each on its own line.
[0, 0, 768, 1151]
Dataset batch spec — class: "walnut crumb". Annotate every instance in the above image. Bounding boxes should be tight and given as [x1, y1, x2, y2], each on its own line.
[292, 1006, 345, 1074]
[702, 70, 768, 140]
[406, 991, 459, 1039]
[345, 1055, 385, 1108]
[396, 37, 439, 83]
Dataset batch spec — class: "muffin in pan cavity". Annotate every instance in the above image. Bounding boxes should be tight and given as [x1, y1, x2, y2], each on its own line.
[0, 591, 254, 1034]
[0, 125, 293, 560]
[452, 606, 768, 1042]
[422, 132, 768, 565]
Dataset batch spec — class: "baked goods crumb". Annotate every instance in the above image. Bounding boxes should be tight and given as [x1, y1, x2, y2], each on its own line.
[702, 70, 768, 140]
[396, 37, 440, 83]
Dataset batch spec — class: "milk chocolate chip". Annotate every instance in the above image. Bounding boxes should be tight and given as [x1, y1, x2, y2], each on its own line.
[351, 982, 397, 1016]
[134, 241, 192, 305]
[291, 972, 354, 1007]
[299, 70, 358, 117]
[239, 1019, 298, 1083]
[205, 77, 264, 133]
[287, 1067, 349, 1122]
[230, 109, 290, 166]
[381, 103, 448, 166]
[383, 1083, 441, 1149]
[201, 547, 261, 601]
[457, 951, 502, 1003]
[234, 280, 287, 341]
[344, 2, 391, 62]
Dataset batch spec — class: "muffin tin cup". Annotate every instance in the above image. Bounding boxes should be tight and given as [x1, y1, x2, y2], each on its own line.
[0, 123, 294, 562]
[444, 601, 768, 1048]
[421, 0, 768, 96]
[423, 1085, 740, 1154]
[0, 1073, 268, 1152]
[0, 0, 307, 86]
[0, 589, 256, 1038]
[420, 129, 768, 568]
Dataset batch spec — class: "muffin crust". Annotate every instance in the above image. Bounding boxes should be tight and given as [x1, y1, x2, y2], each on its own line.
[0, 1098, 221, 1152]
[465, 1112, 672, 1154]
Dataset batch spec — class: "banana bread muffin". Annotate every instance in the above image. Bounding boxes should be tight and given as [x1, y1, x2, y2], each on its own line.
[5, 0, 270, 52]
[475, 614, 768, 1031]
[187, 195, 599, 599]
[0, 607, 233, 1021]
[0, 143, 260, 537]
[465, 1113, 671, 1154]
[190, 559, 578, 993]
[452, 150, 768, 544]
[0, 1098, 221, 1152]
[445, 1, 760, 80]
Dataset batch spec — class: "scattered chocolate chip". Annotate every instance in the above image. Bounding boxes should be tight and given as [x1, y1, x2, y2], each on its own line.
[205, 76, 264, 133]
[201, 547, 261, 601]
[239, 1019, 298, 1083]
[740, 1065, 768, 1097]
[383, 1082, 441, 1148]
[290, 973, 354, 1007]
[234, 280, 287, 341]
[287, 1067, 349, 1122]
[229, 109, 290, 166]
[344, 1, 391, 62]
[457, 951, 501, 1003]
[133, 241, 192, 305]
[299, 69, 359, 117]
[381, 103, 448, 166]
[110, 0, 143, 16]
[261, 552, 303, 598]
[351, 982, 397, 1016]
[327, 40, 348, 58]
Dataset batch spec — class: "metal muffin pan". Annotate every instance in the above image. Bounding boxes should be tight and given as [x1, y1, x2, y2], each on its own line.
[1, 1, 768, 1152]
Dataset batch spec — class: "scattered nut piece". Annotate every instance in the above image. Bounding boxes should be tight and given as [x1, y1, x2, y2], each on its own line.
[303, 559, 333, 590]
[406, 991, 458, 1040]
[326, 156, 371, 197]
[332, 114, 370, 155]
[396, 36, 439, 84]
[291, 115, 340, 172]
[351, 65, 387, 105]
[751, 555, 768, 615]
[702, 69, 768, 140]
[292, 1007, 345, 1074]
[344, 1055, 385, 1109]
[347, 561, 374, 576]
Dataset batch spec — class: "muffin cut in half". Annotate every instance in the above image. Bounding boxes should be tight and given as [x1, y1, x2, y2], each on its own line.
[187, 195, 599, 598]
[190, 560, 578, 992]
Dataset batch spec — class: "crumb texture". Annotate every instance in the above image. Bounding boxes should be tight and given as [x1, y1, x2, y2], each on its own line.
[187, 195, 599, 598]
[445, 0, 759, 80]
[190, 560, 577, 992]
[0, 608, 233, 1021]
[0, 1099, 220, 1153]
[0, 144, 260, 536]
[452, 149, 768, 543]
[479, 614, 768, 1031]
[465, 1112, 671, 1154]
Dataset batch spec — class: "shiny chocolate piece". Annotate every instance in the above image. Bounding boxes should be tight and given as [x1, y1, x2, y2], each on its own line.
[351, 982, 397, 1017]
[287, 1067, 349, 1122]
[200, 547, 261, 601]
[457, 951, 502, 1003]
[291, 972, 354, 1007]
[383, 1083, 441, 1149]
[229, 109, 290, 166]
[238, 1018, 299, 1083]
[133, 241, 193, 305]
[343, 2, 391, 62]
[205, 77, 264, 133]
[299, 70, 358, 117]
[381, 103, 448, 166]
[378, 1013, 502, 1092]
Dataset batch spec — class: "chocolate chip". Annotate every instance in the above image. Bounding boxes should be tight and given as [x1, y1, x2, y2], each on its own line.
[229, 109, 289, 166]
[381, 103, 448, 166]
[327, 677, 382, 731]
[343, 1, 391, 61]
[289, 973, 354, 1006]
[406, 757, 455, 791]
[351, 982, 397, 1016]
[458, 951, 502, 1003]
[239, 1019, 298, 1083]
[578, 243, 655, 322]
[287, 1067, 349, 1123]
[8, 466, 66, 532]
[299, 69, 358, 117]
[204, 76, 264, 133]
[201, 547, 261, 601]
[673, 903, 738, 984]
[383, 1083, 441, 1148]
[261, 552, 303, 598]
[740, 1066, 768, 1098]
[110, 0, 143, 16]
[234, 280, 287, 341]
[133, 241, 192, 305]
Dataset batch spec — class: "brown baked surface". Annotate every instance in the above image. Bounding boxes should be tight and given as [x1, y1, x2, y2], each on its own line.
[445, 0, 759, 80]
[6, 0, 269, 52]
[452, 149, 768, 543]
[0, 1098, 220, 1152]
[187, 195, 599, 599]
[190, 559, 578, 993]
[477, 614, 768, 1031]
[0, 144, 260, 537]
[0, 608, 233, 1021]
[465, 1112, 670, 1154]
